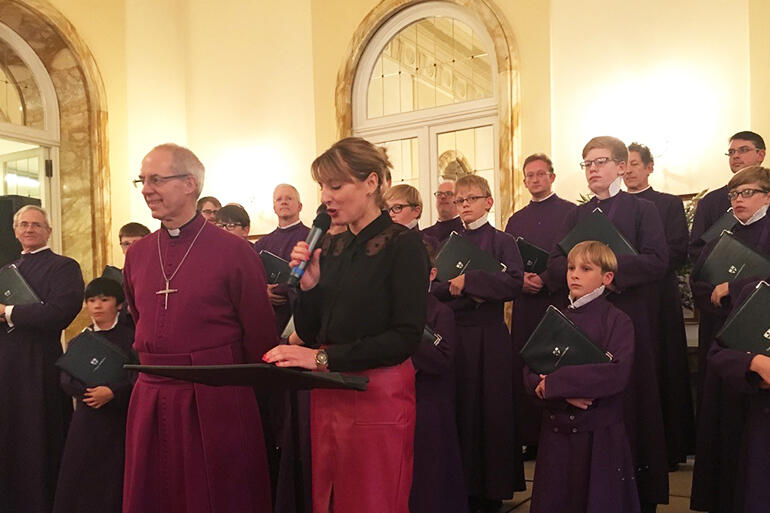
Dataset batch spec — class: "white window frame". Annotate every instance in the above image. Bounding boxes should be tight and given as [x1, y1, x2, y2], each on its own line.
[352, 1, 499, 226]
[0, 21, 61, 251]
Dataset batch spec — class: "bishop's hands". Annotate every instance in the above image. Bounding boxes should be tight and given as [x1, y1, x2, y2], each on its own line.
[289, 241, 322, 291]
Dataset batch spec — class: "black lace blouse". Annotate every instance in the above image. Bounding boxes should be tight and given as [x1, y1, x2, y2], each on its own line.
[294, 212, 429, 372]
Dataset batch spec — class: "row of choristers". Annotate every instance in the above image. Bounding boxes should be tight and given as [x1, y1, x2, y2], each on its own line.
[1, 132, 768, 513]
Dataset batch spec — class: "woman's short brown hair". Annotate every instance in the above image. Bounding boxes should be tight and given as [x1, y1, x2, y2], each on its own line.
[727, 165, 770, 192]
[311, 137, 393, 202]
[567, 241, 618, 274]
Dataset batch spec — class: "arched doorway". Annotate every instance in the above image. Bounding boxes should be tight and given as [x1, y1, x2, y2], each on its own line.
[337, 0, 523, 221]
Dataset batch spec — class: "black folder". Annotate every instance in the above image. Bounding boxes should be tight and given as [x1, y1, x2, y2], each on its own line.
[716, 281, 770, 354]
[520, 305, 613, 375]
[56, 330, 133, 386]
[434, 231, 507, 282]
[259, 250, 291, 285]
[101, 265, 123, 285]
[695, 231, 770, 286]
[558, 208, 638, 256]
[516, 237, 549, 274]
[699, 209, 737, 243]
[124, 363, 369, 391]
[422, 325, 443, 347]
[0, 264, 41, 305]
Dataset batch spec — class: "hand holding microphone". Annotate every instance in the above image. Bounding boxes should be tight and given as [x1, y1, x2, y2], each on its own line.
[287, 207, 331, 289]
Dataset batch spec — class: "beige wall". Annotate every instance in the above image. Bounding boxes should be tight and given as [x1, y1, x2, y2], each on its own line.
[749, 0, 770, 140]
[550, 0, 752, 202]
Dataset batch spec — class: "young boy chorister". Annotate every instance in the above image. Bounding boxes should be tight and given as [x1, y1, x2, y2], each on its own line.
[53, 277, 136, 513]
[430, 174, 524, 512]
[525, 241, 639, 513]
[690, 166, 770, 513]
[410, 245, 467, 513]
[542, 136, 669, 511]
[706, 277, 770, 513]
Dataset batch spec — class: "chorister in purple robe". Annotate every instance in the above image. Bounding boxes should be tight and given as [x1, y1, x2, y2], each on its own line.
[414, 223, 442, 253]
[505, 192, 577, 446]
[0, 249, 84, 513]
[690, 215, 770, 513]
[254, 221, 310, 333]
[410, 294, 468, 513]
[423, 216, 464, 244]
[524, 294, 640, 513]
[544, 191, 670, 506]
[705, 279, 770, 513]
[431, 221, 525, 502]
[688, 185, 731, 263]
[122, 215, 277, 513]
[52, 321, 135, 513]
[631, 186, 695, 466]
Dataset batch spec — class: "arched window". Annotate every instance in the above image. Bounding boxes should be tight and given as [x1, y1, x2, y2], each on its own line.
[0, 21, 61, 249]
[352, 2, 501, 226]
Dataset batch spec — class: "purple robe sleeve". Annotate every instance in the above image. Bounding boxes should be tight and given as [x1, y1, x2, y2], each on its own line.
[9, 258, 83, 331]
[412, 301, 455, 376]
[59, 370, 87, 397]
[689, 238, 732, 315]
[708, 344, 759, 395]
[613, 203, 669, 290]
[229, 244, 279, 362]
[462, 234, 524, 302]
[543, 311, 634, 400]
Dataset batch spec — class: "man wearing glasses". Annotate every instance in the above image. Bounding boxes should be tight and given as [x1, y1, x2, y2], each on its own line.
[0, 205, 84, 513]
[504, 153, 576, 459]
[122, 143, 277, 513]
[689, 131, 766, 262]
[423, 180, 464, 244]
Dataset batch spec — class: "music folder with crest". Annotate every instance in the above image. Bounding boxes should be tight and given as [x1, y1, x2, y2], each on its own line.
[520, 305, 613, 375]
[259, 250, 291, 285]
[516, 237, 549, 274]
[56, 330, 133, 386]
[434, 231, 507, 282]
[694, 231, 770, 286]
[716, 280, 770, 354]
[101, 265, 123, 286]
[699, 209, 737, 243]
[557, 208, 638, 257]
[0, 264, 41, 305]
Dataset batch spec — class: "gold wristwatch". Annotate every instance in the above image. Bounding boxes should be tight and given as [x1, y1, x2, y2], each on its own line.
[315, 349, 329, 369]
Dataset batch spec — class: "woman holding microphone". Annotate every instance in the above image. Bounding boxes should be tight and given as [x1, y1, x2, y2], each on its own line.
[263, 137, 429, 513]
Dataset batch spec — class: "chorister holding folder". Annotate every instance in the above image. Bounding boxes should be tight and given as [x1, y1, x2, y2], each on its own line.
[524, 240, 639, 513]
[0, 263, 41, 305]
[258, 250, 292, 285]
[557, 208, 638, 257]
[515, 237, 550, 275]
[433, 231, 507, 282]
[694, 230, 770, 286]
[698, 208, 738, 245]
[699, 279, 770, 513]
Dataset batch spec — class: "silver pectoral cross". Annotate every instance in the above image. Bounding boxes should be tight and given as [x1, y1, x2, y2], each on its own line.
[156, 279, 178, 309]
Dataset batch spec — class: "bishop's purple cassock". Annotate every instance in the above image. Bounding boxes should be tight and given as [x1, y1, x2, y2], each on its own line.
[431, 220, 525, 502]
[504, 192, 576, 446]
[543, 190, 670, 506]
[690, 214, 770, 513]
[253, 221, 310, 334]
[0, 249, 84, 513]
[423, 216, 463, 244]
[703, 278, 770, 513]
[631, 186, 695, 466]
[688, 184, 730, 263]
[524, 294, 640, 513]
[53, 320, 135, 513]
[122, 214, 278, 513]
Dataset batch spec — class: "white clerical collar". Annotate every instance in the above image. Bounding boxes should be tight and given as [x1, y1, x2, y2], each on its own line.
[736, 204, 768, 226]
[90, 314, 120, 332]
[278, 220, 301, 230]
[531, 192, 555, 203]
[166, 228, 180, 237]
[405, 219, 419, 230]
[464, 213, 489, 231]
[22, 245, 50, 254]
[568, 285, 605, 309]
[627, 185, 651, 194]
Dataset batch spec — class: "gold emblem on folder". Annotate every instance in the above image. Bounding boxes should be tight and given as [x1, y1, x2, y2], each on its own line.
[728, 265, 738, 274]
[763, 328, 770, 340]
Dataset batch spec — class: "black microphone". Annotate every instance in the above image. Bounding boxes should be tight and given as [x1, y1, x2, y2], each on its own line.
[287, 207, 331, 287]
